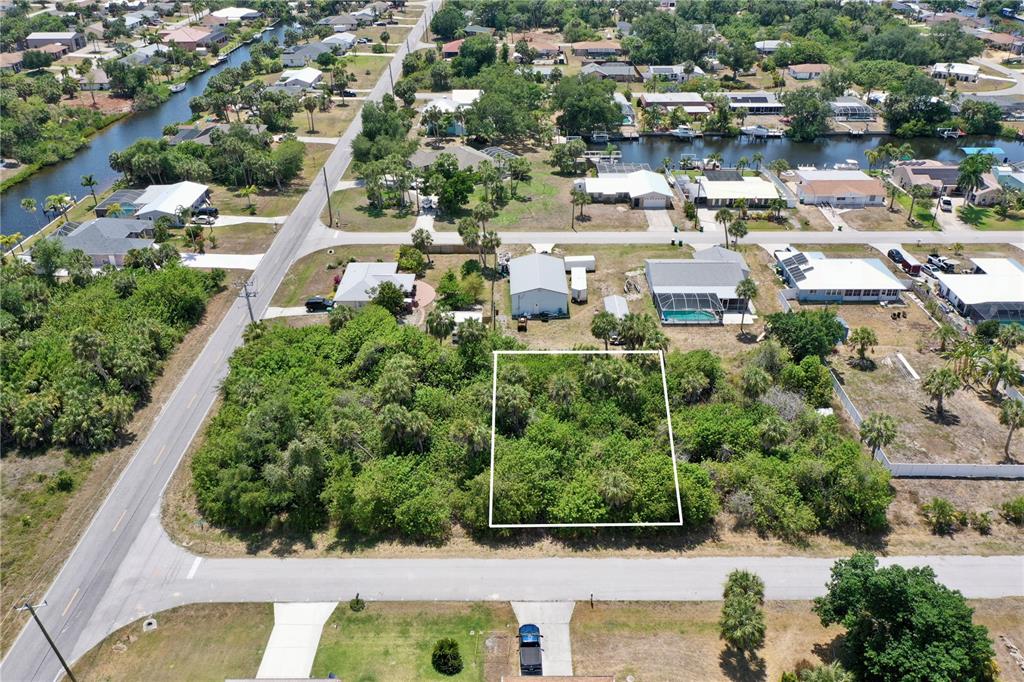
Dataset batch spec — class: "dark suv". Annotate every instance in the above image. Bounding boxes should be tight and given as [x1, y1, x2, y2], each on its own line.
[305, 296, 334, 312]
[194, 205, 219, 217]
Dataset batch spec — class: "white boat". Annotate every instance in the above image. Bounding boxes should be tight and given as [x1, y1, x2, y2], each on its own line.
[937, 127, 965, 139]
[670, 124, 702, 139]
[741, 125, 770, 137]
[591, 130, 609, 143]
[834, 159, 860, 170]
[169, 83, 186, 93]
[699, 157, 721, 170]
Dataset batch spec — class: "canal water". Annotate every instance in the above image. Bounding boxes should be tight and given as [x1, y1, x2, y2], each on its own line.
[608, 134, 1024, 172]
[0, 23, 288, 236]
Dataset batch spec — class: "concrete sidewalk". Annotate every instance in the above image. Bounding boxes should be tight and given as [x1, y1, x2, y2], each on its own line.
[214, 215, 286, 227]
[256, 602, 337, 679]
[179, 253, 264, 269]
[511, 602, 575, 677]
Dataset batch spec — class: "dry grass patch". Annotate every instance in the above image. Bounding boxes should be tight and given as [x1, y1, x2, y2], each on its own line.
[291, 103, 360, 137]
[208, 142, 332, 216]
[72, 603, 273, 682]
[793, 204, 837, 231]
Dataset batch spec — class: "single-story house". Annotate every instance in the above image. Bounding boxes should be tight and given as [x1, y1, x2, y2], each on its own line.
[613, 91, 635, 125]
[580, 61, 640, 82]
[973, 29, 1024, 54]
[120, 43, 169, 65]
[150, 2, 178, 16]
[931, 62, 979, 82]
[281, 42, 336, 67]
[641, 63, 705, 82]
[167, 121, 265, 146]
[575, 169, 674, 209]
[775, 249, 907, 303]
[322, 32, 356, 49]
[893, 160, 1002, 205]
[275, 66, 323, 89]
[527, 40, 562, 60]
[787, 63, 830, 80]
[119, 13, 145, 32]
[570, 40, 623, 58]
[133, 181, 211, 223]
[725, 91, 784, 115]
[646, 247, 752, 325]
[754, 39, 789, 55]
[160, 26, 224, 51]
[80, 67, 110, 90]
[464, 24, 494, 36]
[441, 39, 464, 58]
[319, 14, 359, 32]
[794, 170, 885, 207]
[0, 51, 24, 73]
[127, 9, 160, 25]
[408, 144, 491, 171]
[211, 6, 262, 21]
[830, 96, 875, 121]
[637, 92, 712, 116]
[686, 170, 780, 207]
[420, 89, 480, 135]
[201, 13, 229, 28]
[35, 43, 69, 57]
[25, 31, 85, 50]
[53, 217, 154, 266]
[509, 253, 568, 318]
[935, 258, 1024, 323]
[334, 262, 416, 308]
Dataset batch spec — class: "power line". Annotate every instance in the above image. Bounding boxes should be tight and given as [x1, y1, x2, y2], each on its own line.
[15, 602, 77, 682]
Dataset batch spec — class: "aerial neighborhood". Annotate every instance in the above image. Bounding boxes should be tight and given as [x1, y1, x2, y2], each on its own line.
[2, 0, 1024, 681]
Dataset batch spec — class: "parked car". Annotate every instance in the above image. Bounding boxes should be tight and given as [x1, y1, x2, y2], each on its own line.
[940, 197, 953, 212]
[342, 89, 357, 97]
[921, 264, 938, 279]
[887, 248, 904, 264]
[194, 205, 219, 217]
[357, 37, 371, 44]
[374, 20, 386, 25]
[193, 215, 215, 225]
[305, 296, 334, 312]
[518, 624, 542, 676]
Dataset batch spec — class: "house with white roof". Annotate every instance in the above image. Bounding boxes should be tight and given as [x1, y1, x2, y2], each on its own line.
[685, 170, 781, 207]
[774, 249, 907, 303]
[645, 246, 752, 325]
[275, 67, 323, 89]
[794, 170, 885, 207]
[132, 181, 211, 224]
[211, 6, 261, 21]
[931, 62, 979, 82]
[322, 31, 356, 49]
[755, 39, 789, 54]
[334, 262, 416, 308]
[420, 89, 481, 135]
[637, 92, 712, 116]
[641, 63, 706, 82]
[25, 31, 85, 50]
[509, 254, 568, 318]
[575, 169, 674, 209]
[935, 258, 1024, 323]
[787, 63, 829, 80]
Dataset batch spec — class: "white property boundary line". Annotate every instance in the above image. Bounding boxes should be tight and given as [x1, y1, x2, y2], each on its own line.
[488, 349, 685, 528]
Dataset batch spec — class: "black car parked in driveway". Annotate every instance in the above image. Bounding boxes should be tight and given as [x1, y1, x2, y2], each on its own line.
[194, 205, 219, 217]
[305, 296, 334, 312]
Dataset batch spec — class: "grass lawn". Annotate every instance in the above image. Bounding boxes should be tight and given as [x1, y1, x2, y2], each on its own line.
[957, 204, 1024, 230]
[844, 204, 938, 231]
[291, 102, 360, 137]
[354, 25, 411, 46]
[893, 192, 939, 226]
[324, 186, 417, 231]
[311, 602, 514, 681]
[572, 599, 1024, 682]
[168, 222, 280, 254]
[341, 54, 393, 89]
[745, 218, 790, 230]
[73, 604, 273, 681]
[209, 142, 332, 216]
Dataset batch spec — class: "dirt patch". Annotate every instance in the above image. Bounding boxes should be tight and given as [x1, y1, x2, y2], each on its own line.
[793, 204, 836, 232]
[843, 205, 935, 232]
[63, 90, 133, 114]
[0, 277, 245, 654]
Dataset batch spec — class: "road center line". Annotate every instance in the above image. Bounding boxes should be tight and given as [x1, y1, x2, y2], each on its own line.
[186, 557, 202, 580]
[62, 588, 80, 617]
[111, 509, 127, 533]
[153, 444, 168, 465]
[187, 393, 199, 409]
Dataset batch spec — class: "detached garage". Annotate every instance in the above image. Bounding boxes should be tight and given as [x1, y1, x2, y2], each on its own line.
[509, 254, 568, 318]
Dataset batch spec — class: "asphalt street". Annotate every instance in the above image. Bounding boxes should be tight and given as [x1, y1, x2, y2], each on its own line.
[0, 4, 438, 680]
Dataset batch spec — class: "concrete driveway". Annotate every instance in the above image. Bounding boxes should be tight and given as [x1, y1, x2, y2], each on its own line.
[644, 209, 674, 232]
[511, 602, 575, 677]
[933, 197, 971, 232]
[256, 602, 337, 679]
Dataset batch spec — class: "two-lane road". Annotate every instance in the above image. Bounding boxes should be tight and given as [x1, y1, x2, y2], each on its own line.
[0, 3, 439, 680]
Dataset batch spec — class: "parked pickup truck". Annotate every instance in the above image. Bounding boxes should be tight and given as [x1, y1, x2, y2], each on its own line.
[518, 624, 542, 676]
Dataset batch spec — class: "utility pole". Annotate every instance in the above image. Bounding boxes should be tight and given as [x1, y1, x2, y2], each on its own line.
[388, 63, 395, 91]
[16, 602, 77, 682]
[323, 167, 334, 227]
[239, 277, 257, 323]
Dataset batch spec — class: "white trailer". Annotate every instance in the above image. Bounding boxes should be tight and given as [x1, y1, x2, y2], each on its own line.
[570, 267, 588, 303]
[564, 255, 596, 272]
[603, 295, 628, 320]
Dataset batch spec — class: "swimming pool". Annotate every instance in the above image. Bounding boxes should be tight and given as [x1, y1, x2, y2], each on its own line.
[662, 310, 719, 323]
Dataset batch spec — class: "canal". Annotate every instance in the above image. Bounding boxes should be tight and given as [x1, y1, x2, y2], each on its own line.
[1, 22, 288, 236]
[608, 134, 1024, 171]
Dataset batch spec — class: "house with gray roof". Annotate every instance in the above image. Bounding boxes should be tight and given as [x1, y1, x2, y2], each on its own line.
[645, 247, 752, 325]
[53, 218, 154, 266]
[334, 262, 416, 308]
[120, 43, 169, 65]
[408, 145, 491, 171]
[281, 41, 336, 67]
[318, 13, 358, 31]
[580, 61, 640, 82]
[509, 254, 568, 318]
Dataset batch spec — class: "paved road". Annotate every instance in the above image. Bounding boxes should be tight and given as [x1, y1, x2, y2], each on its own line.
[969, 56, 1024, 97]
[0, 4, 438, 680]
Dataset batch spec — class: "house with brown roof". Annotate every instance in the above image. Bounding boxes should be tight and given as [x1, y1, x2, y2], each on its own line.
[160, 26, 224, 51]
[787, 63, 830, 80]
[0, 51, 24, 72]
[441, 38, 463, 58]
[893, 159, 1002, 204]
[974, 29, 1024, 54]
[794, 170, 885, 208]
[571, 40, 623, 58]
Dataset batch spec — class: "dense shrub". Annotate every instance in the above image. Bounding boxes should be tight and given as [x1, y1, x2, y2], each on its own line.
[1000, 496, 1024, 525]
[431, 638, 463, 676]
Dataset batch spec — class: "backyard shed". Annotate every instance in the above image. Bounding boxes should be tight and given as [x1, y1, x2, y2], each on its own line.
[564, 255, 596, 272]
[604, 295, 629, 320]
[509, 254, 568, 318]
[571, 267, 588, 303]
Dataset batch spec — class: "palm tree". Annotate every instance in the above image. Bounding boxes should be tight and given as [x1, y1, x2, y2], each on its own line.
[981, 349, 1019, 398]
[480, 230, 501, 328]
[727, 218, 747, 249]
[933, 323, 959, 352]
[768, 198, 786, 222]
[847, 326, 878, 365]
[714, 208, 732, 233]
[860, 412, 897, 455]
[302, 95, 317, 132]
[864, 148, 881, 171]
[736, 156, 748, 172]
[886, 183, 900, 212]
[20, 198, 38, 228]
[590, 311, 619, 350]
[907, 184, 932, 223]
[44, 194, 72, 224]
[751, 151, 764, 172]
[1000, 399, 1024, 460]
[569, 187, 588, 230]
[735, 277, 757, 335]
[411, 227, 433, 265]
[957, 154, 994, 206]
[599, 470, 634, 509]
[425, 307, 455, 343]
[238, 184, 258, 210]
[707, 151, 723, 168]
[733, 197, 748, 219]
[922, 367, 960, 418]
[457, 217, 481, 266]
[741, 366, 771, 403]
[998, 323, 1024, 350]
[105, 202, 124, 218]
[81, 174, 99, 207]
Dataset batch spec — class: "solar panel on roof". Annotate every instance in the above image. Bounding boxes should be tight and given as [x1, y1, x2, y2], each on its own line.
[705, 170, 743, 182]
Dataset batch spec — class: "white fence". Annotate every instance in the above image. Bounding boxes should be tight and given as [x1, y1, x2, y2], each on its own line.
[829, 371, 1024, 480]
